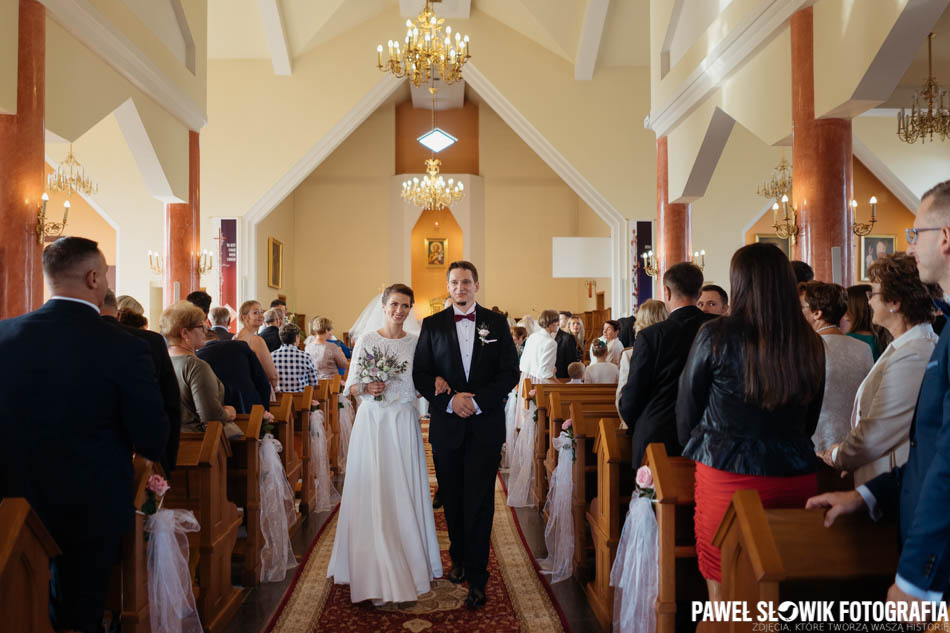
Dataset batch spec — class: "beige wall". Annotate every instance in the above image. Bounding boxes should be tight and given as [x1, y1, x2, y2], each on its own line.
[255, 193, 296, 311]
[0, 0, 15, 115]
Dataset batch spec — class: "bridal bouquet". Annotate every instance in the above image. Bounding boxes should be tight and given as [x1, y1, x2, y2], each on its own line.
[357, 345, 409, 401]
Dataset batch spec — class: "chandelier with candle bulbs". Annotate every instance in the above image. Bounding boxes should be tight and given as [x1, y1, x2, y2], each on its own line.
[376, 0, 471, 87]
[756, 151, 792, 201]
[402, 158, 464, 211]
[48, 144, 99, 197]
[898, 33, 950, 144]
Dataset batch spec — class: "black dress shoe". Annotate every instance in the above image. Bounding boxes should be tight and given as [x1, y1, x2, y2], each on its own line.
[465, 586, 486, 609]
[432, 488, 443, 509]
[446, 565, 466, 584]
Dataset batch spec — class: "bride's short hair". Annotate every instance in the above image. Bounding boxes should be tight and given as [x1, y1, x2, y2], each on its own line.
[382, 283, 415, 306]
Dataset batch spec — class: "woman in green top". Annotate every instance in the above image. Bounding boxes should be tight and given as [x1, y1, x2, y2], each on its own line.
[840, 284, 892, 361]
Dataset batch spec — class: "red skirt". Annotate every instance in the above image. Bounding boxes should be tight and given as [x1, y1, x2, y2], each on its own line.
[693, 462, 817, 582]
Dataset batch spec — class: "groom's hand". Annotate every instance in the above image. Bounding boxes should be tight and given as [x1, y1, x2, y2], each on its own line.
[451, 392, 477, 418]
[434, 376, 452, 396]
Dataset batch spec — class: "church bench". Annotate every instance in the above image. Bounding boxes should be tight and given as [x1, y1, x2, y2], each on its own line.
[164, 422, 243, 633]
[315, 379, 339, 476]
[228, 405, 265, 586]
[271, 393, 302, 535]
[289, 385, 317, 516]
[0, 498, 60, 633]
[585, 417, 633, 633]
[712, 489, 899, 633]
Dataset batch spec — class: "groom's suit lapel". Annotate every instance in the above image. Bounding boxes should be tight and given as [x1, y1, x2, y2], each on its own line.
[444, 307, 467, 383]
[469, 305, 486, 379]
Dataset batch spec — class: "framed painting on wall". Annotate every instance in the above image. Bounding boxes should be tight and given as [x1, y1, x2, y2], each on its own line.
[425, 237, 448, 268]
[268, 237, 283, 289]
[755, 234, 790, 257]
[860, 235, 896, 281]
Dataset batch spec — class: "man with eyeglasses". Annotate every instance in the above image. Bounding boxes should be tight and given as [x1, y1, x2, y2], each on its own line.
[807, 180, 950, 621]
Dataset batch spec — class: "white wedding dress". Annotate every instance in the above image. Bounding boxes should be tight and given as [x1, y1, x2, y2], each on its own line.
[326, 330, 442, 604]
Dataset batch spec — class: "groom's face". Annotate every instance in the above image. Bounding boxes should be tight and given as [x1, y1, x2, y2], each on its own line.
[447, 268, 479, 308]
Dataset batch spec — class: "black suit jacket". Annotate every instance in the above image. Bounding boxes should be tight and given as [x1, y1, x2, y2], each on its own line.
[260, 325, 280, 352]
[413, 305, 520, 450]
[619, 305, 716, 467]
[0, 300, 169, 541]
[197, 339, 271, 414]
[617, 315, 637, 348]
[103, 315, 181, 473]
[554, 329, 581, 379]
[212, 326, 234, 341]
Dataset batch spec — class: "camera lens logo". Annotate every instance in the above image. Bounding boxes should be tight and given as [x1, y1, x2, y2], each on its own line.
[777, 602, 798, 622]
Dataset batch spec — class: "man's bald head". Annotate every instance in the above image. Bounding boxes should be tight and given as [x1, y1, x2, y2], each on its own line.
[43, 237, 109, 307]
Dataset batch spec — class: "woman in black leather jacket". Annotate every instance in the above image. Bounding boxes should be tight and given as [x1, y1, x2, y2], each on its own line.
[675, 242, 826, 602]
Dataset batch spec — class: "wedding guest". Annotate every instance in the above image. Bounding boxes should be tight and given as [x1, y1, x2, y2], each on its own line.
[840, 284, 890, 361]
[592, 319, 623, 366]
[555, 313, 582, 379]
[270, 298, 288, 322]
[616, 313, 637, 348]
[567, 316, 586, 354]
[116, 294, 144, 315]
[197, 330, 271, 414]
[585, 340, 619, 384]
[517, 314, 539, 336]
[520, 310, 559, 383]
[697, 284, 729, 316]
[800, 281, 873, 452]
[161, 302, 241, 439]
[260, 308, 282, 351]
[186, 290, 212, 317]
[511, 325, 528, 359]
[558, 311, 572, 332]
[615, 299, 670, 410]
[210, 306, 234, 340]
[305, 316, 349, 380]
[236, 300, 279, 390]
[820, 254, 939, 486]
[677, 243, 825, 602]
[117, 309, 148, 329]
[567, 362, 586, 384]
[272, 323, 319, 393]
[792, 260, 815, 284]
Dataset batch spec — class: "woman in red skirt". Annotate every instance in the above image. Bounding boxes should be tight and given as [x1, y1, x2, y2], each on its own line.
[676, 243, 826, 601]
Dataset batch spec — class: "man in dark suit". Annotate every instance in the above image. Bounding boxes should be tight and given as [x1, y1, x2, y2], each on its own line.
[209, 306, 234, 340]
[259, 308, 282, 352]
[414, 261, 520, 609]
[186, 290, 212, 318]
[619, 262, 714, 468]
[807, 181, 950, 617]
[616, 314, 637, 348]
[554, 311, 580, 379]
[0, 237, 169, 633]
[102, 289, 181, 473]
[197, 334, 272, 413]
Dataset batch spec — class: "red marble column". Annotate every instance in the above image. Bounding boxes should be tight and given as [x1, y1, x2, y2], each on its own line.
[0, 0, 45, 319]
[163, 130, 200, 306]
[791, 7, 853, 285]
[656, 136, 692, 291]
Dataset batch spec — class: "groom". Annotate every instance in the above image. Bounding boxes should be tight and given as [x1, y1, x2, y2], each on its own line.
[413, 261, 519, 609]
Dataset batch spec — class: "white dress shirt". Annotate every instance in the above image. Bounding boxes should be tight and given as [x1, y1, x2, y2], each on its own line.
[447, 303, 482, 415]
[50, 295, 101, 314]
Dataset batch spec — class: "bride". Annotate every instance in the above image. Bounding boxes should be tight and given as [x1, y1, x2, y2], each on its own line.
[327, 283, 443, 604]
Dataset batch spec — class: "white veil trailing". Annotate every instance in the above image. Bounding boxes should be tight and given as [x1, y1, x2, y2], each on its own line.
[348, 292, 422, 344]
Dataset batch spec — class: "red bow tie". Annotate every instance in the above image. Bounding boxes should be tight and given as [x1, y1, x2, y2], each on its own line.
[454, 313, 475, 322]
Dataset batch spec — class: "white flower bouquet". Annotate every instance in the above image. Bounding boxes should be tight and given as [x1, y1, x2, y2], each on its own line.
[357, 345, 409, 401]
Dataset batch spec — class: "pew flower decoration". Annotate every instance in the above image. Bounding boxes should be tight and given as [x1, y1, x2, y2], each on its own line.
[562, 418, 576, 462]
[528, 389, 539, 422]
[477, 322, 497, 346]
[357, 345, 409, 401]
[635, 466, 656, 500]
[141, 475, 169, 518]
[261, 410, 276, 438]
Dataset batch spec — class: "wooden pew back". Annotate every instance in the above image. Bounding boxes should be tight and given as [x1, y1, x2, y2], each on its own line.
[229, 405, 264, 586]
[271, 393, 303, 535]
[0, 498, 60, 633]
[290, 385, 316, 515]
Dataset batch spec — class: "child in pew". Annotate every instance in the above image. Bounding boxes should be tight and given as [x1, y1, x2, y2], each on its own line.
[567, 362, 586, 384]
[584, 339, 620, 384]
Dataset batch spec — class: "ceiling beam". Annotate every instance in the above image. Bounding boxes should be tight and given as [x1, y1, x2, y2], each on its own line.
[257, 0, 292, 76]
[574, 0, 610, 81]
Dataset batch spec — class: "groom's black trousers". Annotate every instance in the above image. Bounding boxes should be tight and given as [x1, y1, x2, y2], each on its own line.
[433, 427, 503, 590]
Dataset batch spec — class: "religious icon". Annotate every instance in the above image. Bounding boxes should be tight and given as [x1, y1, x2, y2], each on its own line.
[268, 237, 283, 288]
[860, 235, 895, 281]
[754, 234, 790, 257]
[425, 238, 447, 268]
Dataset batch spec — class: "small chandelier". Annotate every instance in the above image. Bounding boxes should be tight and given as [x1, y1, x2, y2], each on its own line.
[402, 158, 464, 211]
[48, 144, 99, 197]
[771, 194, 800, 245]
[640, 249, 658, 278]
[898, 33, 949, 144]
[756, 151, 792, 201]
[376, 0, 471, 87]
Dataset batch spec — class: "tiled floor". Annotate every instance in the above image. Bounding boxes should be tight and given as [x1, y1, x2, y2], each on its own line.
[223, 473, 605, 633]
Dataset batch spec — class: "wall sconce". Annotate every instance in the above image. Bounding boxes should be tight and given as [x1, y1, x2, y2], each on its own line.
[36, 194, 70, 244]
[692, 249, 706, 270]
[585, 280, 597, 298]
[640, 249, 658, 278]
[198, 249, 214, 275]
[771, 194, 800, 245]
[147, 250, 164, 276]
[851, 196, 878, 236]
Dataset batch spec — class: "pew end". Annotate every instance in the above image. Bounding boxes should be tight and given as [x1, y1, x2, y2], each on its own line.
[0, 498, 60, 633]
[230, 405, 265, 586]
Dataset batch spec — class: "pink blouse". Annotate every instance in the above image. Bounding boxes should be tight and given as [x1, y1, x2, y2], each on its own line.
[306, 341, 348, 380]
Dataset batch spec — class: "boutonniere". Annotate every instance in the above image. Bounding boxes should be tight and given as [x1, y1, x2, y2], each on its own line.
[477, 322, 497, 346]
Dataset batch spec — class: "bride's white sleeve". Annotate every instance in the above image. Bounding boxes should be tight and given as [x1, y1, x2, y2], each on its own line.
[344, 335, 363, 396]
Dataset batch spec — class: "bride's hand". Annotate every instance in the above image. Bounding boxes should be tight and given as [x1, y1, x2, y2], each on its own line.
[434, 376, 451, 396]
[365, 381, 386, 397]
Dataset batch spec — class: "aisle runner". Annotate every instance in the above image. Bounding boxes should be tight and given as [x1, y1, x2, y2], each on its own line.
[264, 421, 569, 633]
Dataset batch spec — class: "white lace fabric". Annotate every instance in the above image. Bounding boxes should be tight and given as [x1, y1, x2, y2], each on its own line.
[610, 497, 659, 633]
[538, 432, 575, 583]
[344, 331, 419, 406]
[259, 434, 298, 582]
[145, 509, 202, 633]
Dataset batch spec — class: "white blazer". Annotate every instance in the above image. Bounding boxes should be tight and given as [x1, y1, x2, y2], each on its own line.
[520, 329, 557, 381]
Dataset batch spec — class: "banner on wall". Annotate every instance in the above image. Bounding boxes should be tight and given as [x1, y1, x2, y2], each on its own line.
[636, 221, 653, 307]
[218, 219, 238, 332]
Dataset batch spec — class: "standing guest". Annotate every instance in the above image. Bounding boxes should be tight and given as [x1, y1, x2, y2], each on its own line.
[697, 284, 729, 316]
[557, 311, 572, 332]
[161, 302, 242, 440]
[270, 298, 289, 322]
[799, 281, 873, 452]
[116, 294, 144, 315]
[819, 254, 939, 486]
[792, 260, 815, 284]
[102, 289, 181, 473]
[0, 237, 169, 633]
[567, 362, 586, 384]
[305, 317, 349, 380]
[840, 285, 890, 361]
[555, 313, 582, 379]
[585, 340, 620, 384]
[620, 262, 714, 467]
[616, 313, 637, 348]
[520, 310, 560, 384]
[511, 326, 528, 359]
[236, 300, 279, 390]
[592, 320, 623, 366]
[807, 181, 950, 616]
[197, 332, 272, 414]
[616, 299, 670, 410]
[117, 309, 148, 329]
[567, 316, 586, 355]
[272, 323, 319, 393]
[677, 242, 825, 602]
[210, 306, 234, 340]
[186, 290, 212, 317]
[259, 308, 283, 352]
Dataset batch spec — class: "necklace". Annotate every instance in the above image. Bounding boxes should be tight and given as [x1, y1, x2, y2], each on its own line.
[816, 325, 839, 334]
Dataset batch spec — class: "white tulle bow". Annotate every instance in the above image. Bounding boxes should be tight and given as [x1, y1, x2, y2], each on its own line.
[145, 509, 202, 633]
[538, 432, 575, 583]
[259, 434, 298, 582]
[609, 496, 659, 633]
[310, 409, 340, 513]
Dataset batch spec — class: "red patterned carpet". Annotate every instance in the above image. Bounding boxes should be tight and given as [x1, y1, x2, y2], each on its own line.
[263, 421, 569, 633]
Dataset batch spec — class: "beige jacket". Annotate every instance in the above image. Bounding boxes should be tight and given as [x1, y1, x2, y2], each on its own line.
[833, 324, 938, 486]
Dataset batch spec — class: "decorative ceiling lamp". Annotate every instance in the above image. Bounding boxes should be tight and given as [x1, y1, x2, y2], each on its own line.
[401, 85, 464, 211]
[898, 33, 950, 144]
[756, 151, 792, 202]
[47, 144, 99, 197]
[376, 0, 471, 87]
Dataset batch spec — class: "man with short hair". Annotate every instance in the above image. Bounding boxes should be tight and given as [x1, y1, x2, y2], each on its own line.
[186, 290, 212, 316]
[697, 284, 729, 316]
[554, 311, 580, 379]
[210, 306, 233, 340]
[270, 298, 288, 322]
[792, 260, 815, 284]
[271, 322, 318, 393]
[260, 307, 283, 351]
[0, 237, 168, 633]
[619, 262, 715, 467]
[807, 181, 950, 618]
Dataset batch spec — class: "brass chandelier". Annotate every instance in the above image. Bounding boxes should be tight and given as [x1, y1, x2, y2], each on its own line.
[898, 33, 949, 144]
[376, 0, 471, 87]
[48, 144, 99, 197]
[402, 158, 464, 211]
[756, 151, 792, 201]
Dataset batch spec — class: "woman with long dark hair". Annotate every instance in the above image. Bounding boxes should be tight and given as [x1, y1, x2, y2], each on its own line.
[676, 243, 826, 601]
[840, 284, 892, 360]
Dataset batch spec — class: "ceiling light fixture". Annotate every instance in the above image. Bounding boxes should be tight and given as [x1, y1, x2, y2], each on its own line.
[376, 0, 471, 87]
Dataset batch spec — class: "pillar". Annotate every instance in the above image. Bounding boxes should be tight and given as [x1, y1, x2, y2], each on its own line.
[163, 130, 200, 306]
[791, 7, 853, 285]
[0, 0, 45, 319]
[656, 136, 692, 291]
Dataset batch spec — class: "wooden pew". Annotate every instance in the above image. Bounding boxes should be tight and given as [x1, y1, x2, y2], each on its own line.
[290, 385, 317, 516]
[164, 422, 243, 633]
[0, 498, 60, 633]
[228, 405, 264, 586]
[585, 417, 633, 633]
[315, 379, 337, 475]
[713, 489, 899, 633]
[270, 393, 302, 535]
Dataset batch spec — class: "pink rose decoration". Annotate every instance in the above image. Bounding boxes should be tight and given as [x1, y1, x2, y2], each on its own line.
[635, 466, 653, 488]
[528, 389, 536, 398]
[562, 418, 573, 430]
[146, 474, 170, 496]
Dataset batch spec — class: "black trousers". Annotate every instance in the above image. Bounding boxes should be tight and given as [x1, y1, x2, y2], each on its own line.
[433, 431, 502, 590]
[49, 531, 122, 633]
